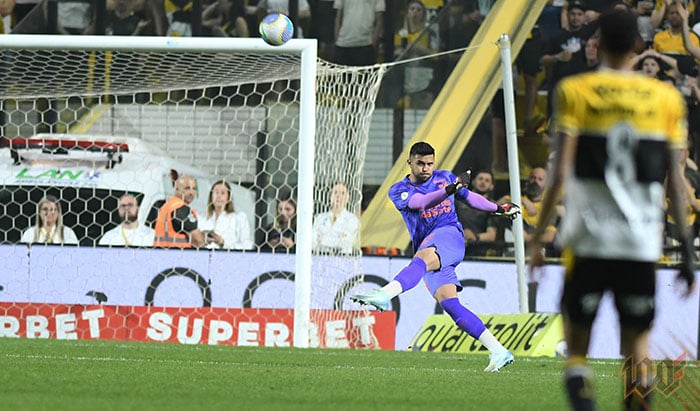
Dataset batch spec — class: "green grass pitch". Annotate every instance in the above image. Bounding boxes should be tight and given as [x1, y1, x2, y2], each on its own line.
[0, 338, 696, 410]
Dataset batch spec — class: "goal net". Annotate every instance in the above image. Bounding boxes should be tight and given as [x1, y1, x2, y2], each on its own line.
[0, 35, 391, 349]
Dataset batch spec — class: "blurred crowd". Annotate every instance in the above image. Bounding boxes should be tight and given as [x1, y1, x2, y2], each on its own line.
[0, 0, 498, 108]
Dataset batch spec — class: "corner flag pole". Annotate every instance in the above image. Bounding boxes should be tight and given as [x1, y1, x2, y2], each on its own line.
[498, 34, 529, 313]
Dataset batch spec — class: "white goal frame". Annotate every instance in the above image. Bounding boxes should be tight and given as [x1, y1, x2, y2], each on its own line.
[0, 35, 318, 348]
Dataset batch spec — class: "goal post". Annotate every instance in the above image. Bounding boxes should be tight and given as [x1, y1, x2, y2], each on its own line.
[295, 40, 316, 349]
[0, 35, 386, 348]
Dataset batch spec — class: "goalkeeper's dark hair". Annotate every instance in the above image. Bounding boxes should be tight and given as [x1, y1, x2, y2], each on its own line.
[410, 142, 435, 157]
[598, 8, 638, 55]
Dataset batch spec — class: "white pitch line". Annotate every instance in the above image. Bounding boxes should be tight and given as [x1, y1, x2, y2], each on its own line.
[0, 353, 554, 375]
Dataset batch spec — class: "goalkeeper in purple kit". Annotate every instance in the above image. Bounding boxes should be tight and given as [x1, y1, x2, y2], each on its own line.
[351, 142, 520, 372]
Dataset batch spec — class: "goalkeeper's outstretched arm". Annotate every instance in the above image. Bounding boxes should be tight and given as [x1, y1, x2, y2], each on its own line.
[407, 188, 449, 210]
[407, 175, 468, 210]
[464, 191, 497, 212]
[407, 173, 520, 219]
[464, 191, 521, 218]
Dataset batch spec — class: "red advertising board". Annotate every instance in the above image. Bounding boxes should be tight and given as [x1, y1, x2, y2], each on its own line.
[0, 302, 396, 349]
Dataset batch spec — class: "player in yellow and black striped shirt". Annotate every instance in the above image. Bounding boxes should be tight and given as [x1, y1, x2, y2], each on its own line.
[529, 8, 696, 411]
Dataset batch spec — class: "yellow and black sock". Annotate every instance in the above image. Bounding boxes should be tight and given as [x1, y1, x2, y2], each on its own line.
[564, 356, 596, 411]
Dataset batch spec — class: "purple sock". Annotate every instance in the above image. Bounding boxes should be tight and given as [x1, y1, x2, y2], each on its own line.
[394, 257, 427, 292]
[440, 297, 486, 339]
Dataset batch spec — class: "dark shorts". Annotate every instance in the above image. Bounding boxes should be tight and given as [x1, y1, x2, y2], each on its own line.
[687, 99, 700, 133]
[561, 256, 656, 331]
[314, 1, 335, 43]
[516, 36, 542, 76]
[491, 88, 505, 120]
[418, 225, 466, 295]
[333, 45, 376, 66]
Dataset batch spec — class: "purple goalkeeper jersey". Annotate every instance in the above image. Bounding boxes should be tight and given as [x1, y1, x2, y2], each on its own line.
[388, 169, 468, 252]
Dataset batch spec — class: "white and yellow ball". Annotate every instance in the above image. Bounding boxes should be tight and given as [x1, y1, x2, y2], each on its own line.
[259, 13, 294, 46]
[554, 339, 568, 358]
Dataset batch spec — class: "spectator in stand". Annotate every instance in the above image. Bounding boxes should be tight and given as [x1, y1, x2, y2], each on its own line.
[394, 0, 439, 109]
[499, 167, 557, 251]
[570, 0, 618, 25]
[634, 0, 656, 47]
[651, 0, 695, 32]
[609, 1, 642, 17]
[490, 76, 512, 175]
[153, 175, 206, 248]
[437, 0, 481, 76]
[53, 0, 94, 35]
[540, 0, 598, 118]
[476, 0, 495, 18]
[629, 48, 681, 80]
[147, 0, 168, 35]
[653, 1, 700, 68]
[518, 24, 547, 137]
[670, 1, 700, 162]
[682, 69, 700, 165]
[203, 0, 249, 37]
[431, 0, 480, 106]
[12, 0, 37, 23]
[99, 194, 155, 247]
[106, 0, 161, 36]
[0, 0, 15, 34]
[310, 0, 337, 60]
[539, 1, 565, 44]
[256, 0, 311, 38]
[199, 180, 254, 250]
[630, 49, 661, 76]
[654, 0, 700, 57]
[422, 0, 445, 23]
[21, 195, 78, 245]
[263, 196, 297, 251]
[455, 170, 502, 256]
[685, 142, 700, 242]
[583, 34, 600, 70]
[666, 146, 700, 254]
[312, 182, 359, 254]
[333, 0, 385, 66]
[165, 0, 193, 36]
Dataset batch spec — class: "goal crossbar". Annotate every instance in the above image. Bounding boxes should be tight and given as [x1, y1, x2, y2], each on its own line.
[0, 35, 315, 54]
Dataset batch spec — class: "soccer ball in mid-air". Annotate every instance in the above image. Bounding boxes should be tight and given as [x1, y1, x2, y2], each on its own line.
[259, 13, 294, 46]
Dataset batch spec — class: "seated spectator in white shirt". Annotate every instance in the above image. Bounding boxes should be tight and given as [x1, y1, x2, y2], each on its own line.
[21, 195, 79, 245]
[199, 180, 254, 250]
[99, 194, 155, 247]
[312, 182, 360, 254]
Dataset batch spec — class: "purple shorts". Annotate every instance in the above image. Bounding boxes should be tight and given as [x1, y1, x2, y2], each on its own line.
[417, 225, 465, 295]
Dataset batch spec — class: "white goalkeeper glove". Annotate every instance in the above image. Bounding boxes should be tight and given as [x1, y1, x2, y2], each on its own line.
[493, 202, 521, 220]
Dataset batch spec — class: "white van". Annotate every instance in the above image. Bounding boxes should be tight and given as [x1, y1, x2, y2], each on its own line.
[0, 133, 255, 246]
